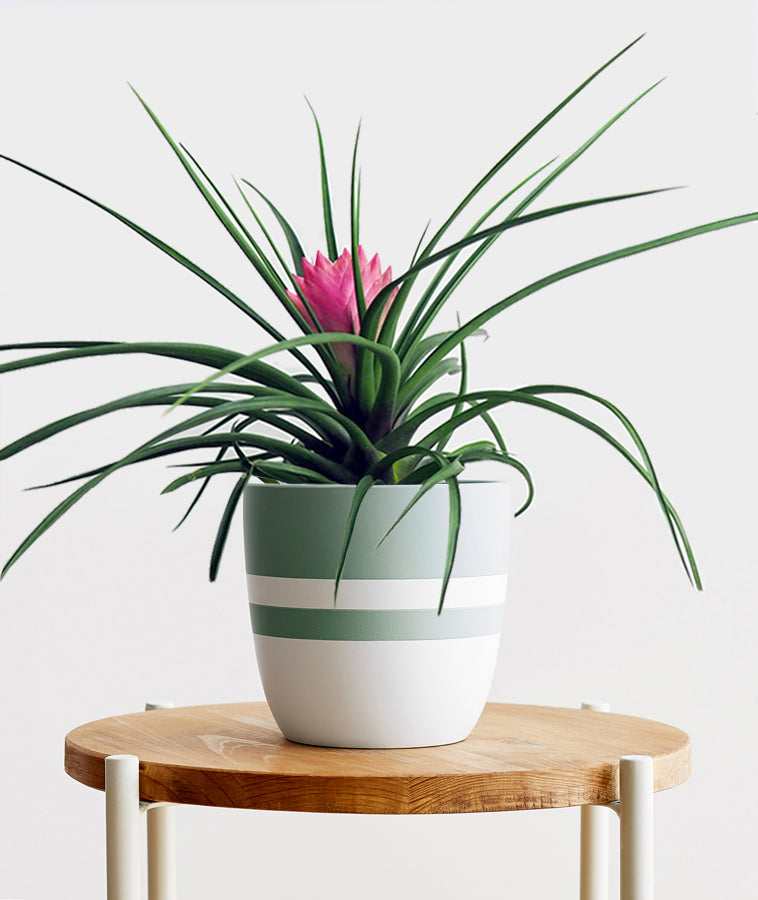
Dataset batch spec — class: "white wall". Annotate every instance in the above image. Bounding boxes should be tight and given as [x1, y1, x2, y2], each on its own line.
[0, 1, 756, 897]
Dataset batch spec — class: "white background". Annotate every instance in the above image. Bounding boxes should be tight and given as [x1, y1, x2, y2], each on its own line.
[0, 1, 756, 898]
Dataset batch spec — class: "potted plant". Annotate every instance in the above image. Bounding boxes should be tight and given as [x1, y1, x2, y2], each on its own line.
[1, 36, 754, 747]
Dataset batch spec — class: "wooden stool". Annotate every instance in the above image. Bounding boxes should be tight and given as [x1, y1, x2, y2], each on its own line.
[64, 701, 690, 900]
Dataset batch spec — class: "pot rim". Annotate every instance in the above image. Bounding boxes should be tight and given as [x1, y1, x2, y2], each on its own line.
[244, 479, 509, 490]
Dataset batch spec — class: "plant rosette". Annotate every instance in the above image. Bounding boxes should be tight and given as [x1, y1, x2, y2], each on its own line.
[2, 37, 756, 747]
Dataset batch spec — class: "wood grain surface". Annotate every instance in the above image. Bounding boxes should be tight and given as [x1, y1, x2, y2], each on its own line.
[64, 702, 690, 814]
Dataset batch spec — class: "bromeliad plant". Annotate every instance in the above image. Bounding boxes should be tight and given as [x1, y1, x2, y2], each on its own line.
[1, 37, 755, 606]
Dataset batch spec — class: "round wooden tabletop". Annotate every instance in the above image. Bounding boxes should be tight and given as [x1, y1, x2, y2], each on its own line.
[64, 702, 691, 815]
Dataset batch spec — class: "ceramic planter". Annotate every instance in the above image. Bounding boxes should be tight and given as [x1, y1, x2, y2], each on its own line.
[243, 481, 511, 748]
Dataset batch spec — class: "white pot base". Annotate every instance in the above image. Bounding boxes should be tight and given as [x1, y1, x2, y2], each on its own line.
[254, 633, 502, 749]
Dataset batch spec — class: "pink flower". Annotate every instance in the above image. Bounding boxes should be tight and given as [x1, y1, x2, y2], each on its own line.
[286, 247, 397, 372]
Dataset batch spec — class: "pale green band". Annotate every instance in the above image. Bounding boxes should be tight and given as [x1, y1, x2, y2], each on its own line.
[243, 482, 510, 579]
[249, 603, 504, 641]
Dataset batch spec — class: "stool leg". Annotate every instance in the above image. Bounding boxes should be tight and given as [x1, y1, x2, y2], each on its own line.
[619, 755, 654, 900]
[580, 805, 610, 900]
[145, 702, 177, 900]
[147, 806, 176, 900]
[580, 702, 610, 900]
[105, 754, 141, 900]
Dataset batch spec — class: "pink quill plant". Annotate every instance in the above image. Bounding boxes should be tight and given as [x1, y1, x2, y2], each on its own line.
[9, 34, 758, 596]
[287, 247, 397, 374]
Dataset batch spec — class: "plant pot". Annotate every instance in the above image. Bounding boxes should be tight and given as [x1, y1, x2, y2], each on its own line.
[243, 481, 511, 748]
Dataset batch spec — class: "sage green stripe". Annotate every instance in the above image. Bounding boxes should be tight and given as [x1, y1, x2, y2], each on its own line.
[243, 482, 510, 579]
[249, 603, 503, 641]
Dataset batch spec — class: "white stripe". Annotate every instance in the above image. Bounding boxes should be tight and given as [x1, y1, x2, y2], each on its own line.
[246, 573, 507, 610]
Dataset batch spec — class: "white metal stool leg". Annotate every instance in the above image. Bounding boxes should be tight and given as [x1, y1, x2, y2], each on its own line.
[580, 701, 610, 900]
[145, 702, 177, 900]
[619, 755, 654, 900]
[146, 805, 176, 900]
[581, 804, 610, 900]
[105, 754, 141, 900]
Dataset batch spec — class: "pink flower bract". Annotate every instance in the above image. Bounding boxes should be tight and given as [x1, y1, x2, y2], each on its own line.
[286, 246, 397, 372]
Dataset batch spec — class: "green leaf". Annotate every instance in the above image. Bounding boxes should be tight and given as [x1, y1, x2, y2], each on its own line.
[349, 122, 366, 320]
[396, 358, 460, 418]
[0, 382, 262, 462]
[233, 180, 324, 332]
[232, 178, 292, 279]
[0, 341, 323, 401]
[167, 331, 398, 457]
[0, 341, 106, 351]
[373, 34, 646, 354]
[233, 180, 349, 410]
[30, 431, 354, 493]
[377, 454, 463, 548]
[398, 442, 497, 484]
[440, 476, 462, 614]
[127, 93, 344, 399]
[472, 406, 508, 454]
[126, 394, 357, 473]
[409, 220, 431, 268]
[435, 319, 467, 453]
[452, 446, 534, 516]
[250, 461, 334, 484]
[182, 151, 346, 406]
[179, 142, 287, 288]
[143, 98, 348, 400]
[305, 98, 339, 261]
[396, 78, 669, 353]
[370, 183, 671, 369]
[231, 410, 338, 458]
[415, 35, 646, 262]
[351, 146, 378, 417]
[515, 383, 695, 583]
[0, 345, 349, 467]
[391, 388, 701, 586]
[364, 443, 454, 484]
[130, 88, 276, 284]
[400, 391, 458, 420]
[403, 211, 758, 407]
[392, 187, 673, 361]
[511, 83, 665, 225]
[209, 470, 252, 581]
[233, 178, 349, 407]
[443, 439, 497, 457]
[0, 154, 315, 372]
[400, 328, 487, 379]
[381, 392, 459, 449]
[163, 459, 248, 494]
[240, 178, 306, 276]
[2, 462, 119, 578]
[171, 446, 231, 530]
[390, 158, 556, 356]
[334, 473, 376, 603]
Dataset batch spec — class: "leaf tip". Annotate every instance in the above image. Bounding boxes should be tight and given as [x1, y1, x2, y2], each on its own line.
[128, 83, 146, 105]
